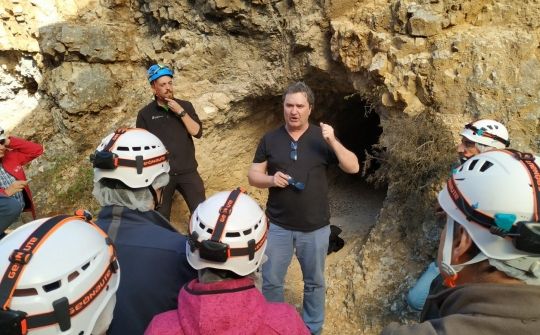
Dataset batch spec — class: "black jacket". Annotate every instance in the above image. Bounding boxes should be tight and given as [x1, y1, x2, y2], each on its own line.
[96, 206, 197, 335]
[136, 99, 202, 174]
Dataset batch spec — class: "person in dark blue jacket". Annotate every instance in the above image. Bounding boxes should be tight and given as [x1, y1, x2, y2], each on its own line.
[90, 128, 197, 335]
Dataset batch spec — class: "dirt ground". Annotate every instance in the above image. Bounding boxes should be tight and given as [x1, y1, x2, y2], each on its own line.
[283, 171, 386, 333]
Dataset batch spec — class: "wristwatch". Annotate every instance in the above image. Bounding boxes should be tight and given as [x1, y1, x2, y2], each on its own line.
[178, 110, 187, 118]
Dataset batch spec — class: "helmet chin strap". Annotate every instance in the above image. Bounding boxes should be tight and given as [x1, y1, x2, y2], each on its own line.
[148, 186, 162, 211]
[439, 216, 488, 287]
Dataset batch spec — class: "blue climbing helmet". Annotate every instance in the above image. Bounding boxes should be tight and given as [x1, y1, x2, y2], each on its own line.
[147, 64, 174, 83]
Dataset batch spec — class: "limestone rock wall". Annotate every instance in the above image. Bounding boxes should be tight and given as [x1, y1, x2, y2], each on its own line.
[1, 0, 539, 334]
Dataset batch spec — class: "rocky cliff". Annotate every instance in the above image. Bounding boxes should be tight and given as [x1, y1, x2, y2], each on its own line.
[1, 0, 539, 333]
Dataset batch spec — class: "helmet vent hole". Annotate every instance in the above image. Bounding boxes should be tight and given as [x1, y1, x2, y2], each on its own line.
[207, 228, 213, 234]
[225, 232, 241, 237]
[68, 271, 80, 282]
[43, 280, 61, 292]
[468, 159, 479, 170]
[243, 229, 252, 235]
[459, 165, 464, 172]
[13, 288, 38, 297]
[117, 146, 129, 151]
[199, 222, 205, 229]
[81, 262, 90, 271]
[480, 161, 493, 172]
[152, 145, 156, 148]
[144, 146, 150, 150]
[254, 224, 259, 230]
[133, 146, 142, 151]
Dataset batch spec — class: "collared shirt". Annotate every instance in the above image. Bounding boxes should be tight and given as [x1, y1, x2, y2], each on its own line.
[136, 98, 203, 174]
[0, 164, 24, 208]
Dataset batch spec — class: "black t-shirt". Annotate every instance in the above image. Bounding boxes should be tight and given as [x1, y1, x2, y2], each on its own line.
[253, 124, 338, 232]
[136, 98, 202, 174]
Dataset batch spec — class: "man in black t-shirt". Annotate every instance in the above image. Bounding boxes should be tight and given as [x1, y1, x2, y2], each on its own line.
[136, 64, 205, 220]
[248, 82, 359, 335]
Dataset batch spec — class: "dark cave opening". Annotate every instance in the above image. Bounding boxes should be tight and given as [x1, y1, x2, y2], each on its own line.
[313, 92, 383, 177]
[308, 90, 387, 221]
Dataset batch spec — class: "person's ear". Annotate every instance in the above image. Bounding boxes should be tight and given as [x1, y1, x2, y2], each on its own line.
[452, 225, 475, 264]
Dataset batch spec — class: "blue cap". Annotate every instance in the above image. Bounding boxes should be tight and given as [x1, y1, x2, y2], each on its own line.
[147, 64, 174, 83]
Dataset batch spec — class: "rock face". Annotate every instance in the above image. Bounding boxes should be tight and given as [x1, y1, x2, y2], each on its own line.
[1, 0, 539, 334]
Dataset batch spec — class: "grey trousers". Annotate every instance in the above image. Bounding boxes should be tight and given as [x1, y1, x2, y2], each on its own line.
[0, 196, 22, 233]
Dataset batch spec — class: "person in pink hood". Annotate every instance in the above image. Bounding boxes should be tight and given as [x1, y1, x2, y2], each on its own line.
[145, 188, 310, 335]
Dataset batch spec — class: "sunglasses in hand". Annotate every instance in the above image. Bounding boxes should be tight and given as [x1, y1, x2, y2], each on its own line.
[288, 176, 305, 190]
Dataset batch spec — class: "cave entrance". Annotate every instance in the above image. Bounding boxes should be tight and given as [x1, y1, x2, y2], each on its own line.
[314, 92, 382, 172]
[310, 91, 386, 233]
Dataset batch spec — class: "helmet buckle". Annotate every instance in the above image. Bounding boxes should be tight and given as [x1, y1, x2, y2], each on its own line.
[9, 250, 32, 265]
[219, 206, 232, 216]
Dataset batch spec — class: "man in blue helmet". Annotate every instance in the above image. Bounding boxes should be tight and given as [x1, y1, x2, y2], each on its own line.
[136, 64, 205, 221]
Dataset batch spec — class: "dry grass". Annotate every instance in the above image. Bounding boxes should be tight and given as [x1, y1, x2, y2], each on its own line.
[365, 112, 456, 225]
[32, 154, 99, 217]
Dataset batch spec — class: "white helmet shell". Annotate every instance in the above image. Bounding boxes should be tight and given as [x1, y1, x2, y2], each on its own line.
[438, 150, 540, 260]
[187, 190, 268, 276]
[93, 128, 169, 189]
[0, 216, 120, 334]
[460, 119, 509, 149]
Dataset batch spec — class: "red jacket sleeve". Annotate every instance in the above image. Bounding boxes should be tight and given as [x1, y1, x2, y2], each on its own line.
[6, 136, 44, 166]
[0, 137, 44, 196]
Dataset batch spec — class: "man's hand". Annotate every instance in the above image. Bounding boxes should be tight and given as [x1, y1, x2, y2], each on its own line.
[164, 98, 185, 115]
[320, 122, 336, 144]
[272, 171, 290, 188]
[5, 180, 28, 196]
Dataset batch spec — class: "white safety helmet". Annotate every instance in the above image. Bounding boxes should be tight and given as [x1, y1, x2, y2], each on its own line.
[187, 189, 268, 276]
[438, 150, 540, 282]
[460, 119, 510, 149]
[92, 128, 169, 189]
[0, 212, 119, 335]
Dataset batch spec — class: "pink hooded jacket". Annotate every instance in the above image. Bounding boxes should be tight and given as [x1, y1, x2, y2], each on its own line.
[145, 277, 310, 335]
